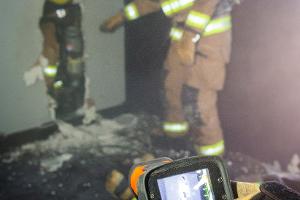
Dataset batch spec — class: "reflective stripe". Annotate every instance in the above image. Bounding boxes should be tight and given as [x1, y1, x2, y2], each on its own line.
[169, 27, 184, 41]
[56, 9, 66, 18]
[185, 11, 211, 31]
[124, 3, 140, 21]
[53, 80, 63, 89]
[43, 65, 58, 78]
[169, 16, 231, 41]
[196, 140, 225, 156]
[203, 16, 232, 36]
[163, 121, 189, 134]
[192, 33, 201, 43]
[49, 0, 72, 5]
[161, 0, 195, 16]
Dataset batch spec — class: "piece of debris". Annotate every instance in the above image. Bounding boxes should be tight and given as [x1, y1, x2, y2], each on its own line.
[287, 154, 300, 174]
[82, 77, 100, 125]
[23, 66, 43, 86]
[1, 151, 21, 164]
[82, 104, 100, 125]
[1, 116, 148, 164]
[114, 113, 138, 128]
[41, 153, 73, 172]
[263, 160, 281, 174]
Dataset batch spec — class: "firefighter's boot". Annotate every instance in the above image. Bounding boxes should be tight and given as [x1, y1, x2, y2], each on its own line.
[105, 170, 134, 200]
[105, 154, 155, 200]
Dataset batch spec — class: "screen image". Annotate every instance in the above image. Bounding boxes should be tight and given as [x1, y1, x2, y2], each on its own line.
[157, 168, 215, 200]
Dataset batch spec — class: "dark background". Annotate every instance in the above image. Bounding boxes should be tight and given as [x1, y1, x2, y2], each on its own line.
[124, 8, 170, 115]
[124, 0, 300, 164]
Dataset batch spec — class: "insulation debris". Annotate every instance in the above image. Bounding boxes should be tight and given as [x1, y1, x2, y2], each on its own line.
[262, 160, 282, 174]
[41, 153, 73, 172]
[288, 154, 300, 174]
[1, 113, 300, 199]
[114, 113, 138, 128]
[24, 55, 48, 86]
[82, 104, 100, 125]
[1, 116, 141, 164]
[23, 66, 44, 86]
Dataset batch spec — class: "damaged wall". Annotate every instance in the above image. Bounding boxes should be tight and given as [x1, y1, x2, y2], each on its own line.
[0, 1, 50, 134]
[0, 0, 125, 134]
[220, 0, 300, 163]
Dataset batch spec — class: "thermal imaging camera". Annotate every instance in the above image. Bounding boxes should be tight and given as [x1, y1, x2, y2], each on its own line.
[129, 156, 234, 200]
[129, 156, 300, 200]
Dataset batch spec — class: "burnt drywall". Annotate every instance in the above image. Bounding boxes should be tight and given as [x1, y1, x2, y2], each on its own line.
[219, 0, 300, 163]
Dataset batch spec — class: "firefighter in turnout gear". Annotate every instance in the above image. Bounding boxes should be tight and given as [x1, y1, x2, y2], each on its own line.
[31, 0, 86, 117]
[101, 0, 239, 157]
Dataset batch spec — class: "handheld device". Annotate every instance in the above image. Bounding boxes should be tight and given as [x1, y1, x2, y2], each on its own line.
[129, 156, 234, 200]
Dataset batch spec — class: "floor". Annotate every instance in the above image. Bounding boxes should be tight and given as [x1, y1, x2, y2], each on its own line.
[0, 113, 299, 200]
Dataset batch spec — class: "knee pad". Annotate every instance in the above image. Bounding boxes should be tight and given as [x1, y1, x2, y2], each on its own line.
[181, 85, 203, 127]
[160, 69, 169, 109]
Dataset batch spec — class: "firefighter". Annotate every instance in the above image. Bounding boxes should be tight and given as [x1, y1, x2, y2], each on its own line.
[101, 0, 239, 156]
[27, 0, 86, 118]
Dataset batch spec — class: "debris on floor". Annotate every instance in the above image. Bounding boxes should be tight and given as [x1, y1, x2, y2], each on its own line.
[288, 154, 300, 174]
[0, 113, 299, 199]
[1, 116, 141, 164]
[41, 153, 73, 173]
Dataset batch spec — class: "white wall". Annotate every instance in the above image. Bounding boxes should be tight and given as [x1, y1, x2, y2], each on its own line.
[83, 0, 125, 110]
[0, 0, 125, 134]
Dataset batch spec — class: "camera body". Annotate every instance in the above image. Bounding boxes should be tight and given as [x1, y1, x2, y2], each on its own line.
[130, 156, 234, 200]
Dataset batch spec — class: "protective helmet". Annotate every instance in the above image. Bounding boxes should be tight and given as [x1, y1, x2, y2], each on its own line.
[48, 0, 73, 5]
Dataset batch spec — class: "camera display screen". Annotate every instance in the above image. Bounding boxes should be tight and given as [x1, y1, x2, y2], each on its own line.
[157, 168, 215, 200]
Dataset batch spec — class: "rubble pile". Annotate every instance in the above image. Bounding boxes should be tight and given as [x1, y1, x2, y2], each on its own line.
[1, 114, 143, 165]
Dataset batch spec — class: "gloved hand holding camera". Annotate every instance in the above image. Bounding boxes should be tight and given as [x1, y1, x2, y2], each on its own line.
[128, 156, 300, 200]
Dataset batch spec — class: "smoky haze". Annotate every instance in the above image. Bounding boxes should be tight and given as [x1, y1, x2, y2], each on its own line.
[220, 0, 300, 164]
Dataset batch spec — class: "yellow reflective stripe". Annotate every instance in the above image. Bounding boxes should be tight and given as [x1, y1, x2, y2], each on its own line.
[44, 65, 58, 77]
[179, 0, 195, 10]
[161, 0, 195, 16]
[204, 16, 232, 36]
[169, 16, 231, 42]
[197, 140, 225, 156]
[53, 80, 63, 89]
[124, 3, 140, 21]
[163, 121, 189, 133]
[49, 0, 72, 5]
[185, 11, 211, 31]
[169, 27, 184, 41]
[170, 0, 181, 14]
[161, 1, 173, 16]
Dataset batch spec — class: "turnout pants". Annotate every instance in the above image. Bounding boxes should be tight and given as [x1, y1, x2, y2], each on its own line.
[164, 30, 231, 155]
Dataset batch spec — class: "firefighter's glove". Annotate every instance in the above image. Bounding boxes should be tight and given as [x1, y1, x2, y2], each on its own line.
[100, 12, 125, 33]
[175, 31, 197, 66]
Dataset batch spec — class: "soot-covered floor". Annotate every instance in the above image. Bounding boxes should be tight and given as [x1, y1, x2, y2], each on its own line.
[1, 113, 299, 200]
